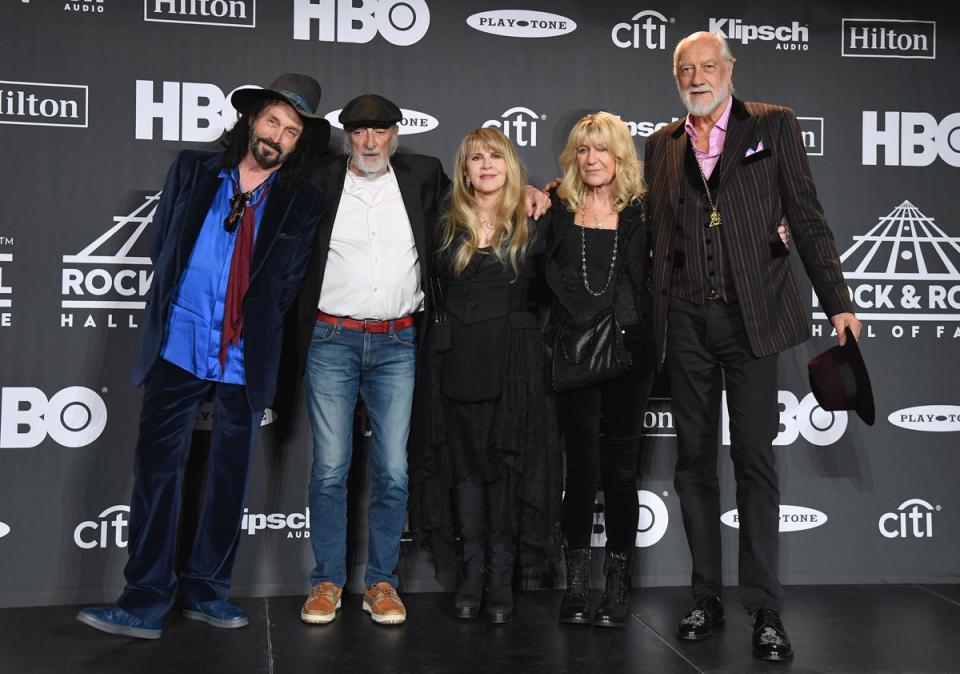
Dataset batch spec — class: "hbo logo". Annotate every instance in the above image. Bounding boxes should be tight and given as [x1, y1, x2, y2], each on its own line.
[722, 390, 847, 446]
[293, 0, 430, 46]
[0, 386, 107, 448]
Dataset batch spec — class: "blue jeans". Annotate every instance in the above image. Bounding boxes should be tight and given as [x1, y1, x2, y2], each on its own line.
[305, 318, 416, 588]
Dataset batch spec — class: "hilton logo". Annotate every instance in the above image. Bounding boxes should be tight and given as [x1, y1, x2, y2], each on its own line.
[0, 81, 88, 128]
[842, 19, 935, 59]
[144, 0, 256, 27]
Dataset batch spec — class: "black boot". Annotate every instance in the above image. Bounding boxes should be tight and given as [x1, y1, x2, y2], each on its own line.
[454, 476, 485, 619]
[484, 478, 514, 624]
[558, 546, 592, 624]
[593, 548, 632, 628]
[454, 562, 483, 619]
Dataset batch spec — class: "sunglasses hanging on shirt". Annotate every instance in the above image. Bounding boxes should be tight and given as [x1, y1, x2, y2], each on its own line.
[223, 190, 253, 233]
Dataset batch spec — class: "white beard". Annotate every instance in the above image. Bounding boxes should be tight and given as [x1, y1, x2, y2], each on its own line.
[351, 152, 389, 176]
[680, 78, 731, 117]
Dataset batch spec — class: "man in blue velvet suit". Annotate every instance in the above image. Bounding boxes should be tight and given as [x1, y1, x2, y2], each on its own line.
[77, 74, 329, 640]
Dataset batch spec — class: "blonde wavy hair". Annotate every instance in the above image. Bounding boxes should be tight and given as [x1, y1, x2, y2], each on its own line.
[556, 111, 646, 213]
[441, 127, 532, 278]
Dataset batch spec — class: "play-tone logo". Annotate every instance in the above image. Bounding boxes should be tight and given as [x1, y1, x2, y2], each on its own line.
[145, 0, 256, 27]
[135, 80, 258, 142]
[61, 193, 158, 329]
[798, 116, 824, 156]
[709, 17, 808, 50]
[74, 505, 129, 549]
[812, 201, 960, 327]
[591, 490, 668, 548]
[722, 505, 828, 532]
[862, 111, 960, 167]
[241, 508, 310, 538]
[482, 106, 543, 147]
[0, 81, 88, 128]
[293, 0, 430, 46]
[888, 405, 960, 432]
[466, 10, 576, 38]
[879, 498, 939, 539]
[0, 521, 9, 539]
[842, 19, 935, 59]
[1, 387, 107, 449]
[325, 108, 438, 135]
[612, 9, 671, 50]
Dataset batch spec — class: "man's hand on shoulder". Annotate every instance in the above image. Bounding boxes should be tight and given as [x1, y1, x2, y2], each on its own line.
[831, 312, 862, 345]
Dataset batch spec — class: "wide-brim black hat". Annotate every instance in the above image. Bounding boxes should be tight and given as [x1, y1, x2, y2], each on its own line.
[338, 94, 402, 132]
[231, 73, 330, 130]
[808, 327, 875, 425]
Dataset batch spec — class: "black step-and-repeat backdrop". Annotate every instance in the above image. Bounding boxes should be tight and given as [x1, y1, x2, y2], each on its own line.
[0, 1, 957, 607]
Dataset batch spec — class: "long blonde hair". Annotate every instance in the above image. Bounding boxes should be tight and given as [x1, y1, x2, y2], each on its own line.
[441, 127, 532, 278]
[556, 111, 646, 213]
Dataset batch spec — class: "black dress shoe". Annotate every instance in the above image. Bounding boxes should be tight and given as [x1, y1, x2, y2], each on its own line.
[676, 595, 724, 640]
[752, 608, 793, 661]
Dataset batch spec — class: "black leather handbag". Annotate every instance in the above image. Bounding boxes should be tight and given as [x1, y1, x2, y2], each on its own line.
[551, 307, 632, 392]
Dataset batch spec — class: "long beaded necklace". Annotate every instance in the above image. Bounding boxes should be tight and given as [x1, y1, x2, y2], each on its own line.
[579, 202, 619, 296]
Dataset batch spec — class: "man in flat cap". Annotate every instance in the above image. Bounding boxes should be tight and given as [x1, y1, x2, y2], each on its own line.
[281, 94, 548, 625]
[77, 74, 328, 639]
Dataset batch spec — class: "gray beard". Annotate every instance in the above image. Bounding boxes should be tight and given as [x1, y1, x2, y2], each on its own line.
[351, 152, 389, 176]
[680, 81, 731, 117]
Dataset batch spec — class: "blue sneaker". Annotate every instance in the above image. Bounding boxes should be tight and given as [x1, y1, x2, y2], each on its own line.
[76, 605, 163, 640]
[182, 600, 249, 629]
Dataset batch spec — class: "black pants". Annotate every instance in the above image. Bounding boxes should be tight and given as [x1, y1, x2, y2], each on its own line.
[454, 474, 513, 585]
[557, 351, 655, 552]
[667, 297, 781, 612]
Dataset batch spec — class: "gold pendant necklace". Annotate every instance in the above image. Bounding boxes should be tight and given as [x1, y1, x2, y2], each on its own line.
[692, 140, 722, 227]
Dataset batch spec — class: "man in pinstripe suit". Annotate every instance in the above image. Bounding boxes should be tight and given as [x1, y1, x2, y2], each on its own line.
[644, 31, 861, 661]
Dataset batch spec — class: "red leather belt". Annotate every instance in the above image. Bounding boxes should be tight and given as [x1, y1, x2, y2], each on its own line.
[316, 311, 415, 334]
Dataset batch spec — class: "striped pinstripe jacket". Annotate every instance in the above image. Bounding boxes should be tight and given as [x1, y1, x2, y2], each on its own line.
[643, 97, 853, 366]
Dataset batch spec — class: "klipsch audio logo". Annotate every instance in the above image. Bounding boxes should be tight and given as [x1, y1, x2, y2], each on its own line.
[75, 505, 128, 549]
[888, 405, 960, 432]
[812, 201, 960, 339]
[0, 387, 107, 449]
[879, 498, 939, 539]
[862, 111, 959, 167]
[0, 237, 12, 328]
[241, 508, 310, 539]
[615, 115, 680, 138]
[482, 107, 544, 147]
[145, 0, 256, 28]
[612, 9, 672, 50]
[798, 116, 823, 156]
[61, 193, 158, 329]
[0, 81, 88, 128]
[64, 0, 105, 14]
[466, 10, 576, 38]
[136, 80, 259, 142]
[709, 17, 808, 50]
[842, 19, 935, 59]
[325, 108, 438, 135]
[591, 490, 668, 548]
[722, 390, 847, 446]
[722, 505, 828, 532]
[293, 0, 430, 46]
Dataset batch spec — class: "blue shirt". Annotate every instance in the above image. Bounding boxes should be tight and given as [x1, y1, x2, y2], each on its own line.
[160, 168, 274, 384]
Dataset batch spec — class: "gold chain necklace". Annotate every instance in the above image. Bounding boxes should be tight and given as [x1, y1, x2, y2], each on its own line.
[692, 140, 722, 227]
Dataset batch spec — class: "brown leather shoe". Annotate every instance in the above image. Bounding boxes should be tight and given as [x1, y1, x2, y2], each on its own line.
[362, 582, 406, 625]
[300, 582, 342, 624]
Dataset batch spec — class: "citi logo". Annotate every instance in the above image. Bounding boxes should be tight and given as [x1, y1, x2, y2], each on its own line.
[64, 0, 105, 14]
[888, 405, 960, 432]
[723, 390, 847, 446]
[0, 521, 9, 539]
[482, 106, 543, 147]
[797, 116, 824, 156]
[842, 19, 935, 59]
[862, 111, 960, 167]
[591, 490, 668, 548]
[74, 505, 129, 549]
[709, 17, 808, 50]
[879, 498, 939, 539]
[242, 508, 310, 539]
[612, 9, 672, 50]
[195, 404, 277, 430]
[135, 80, 256, 142]
[293, 0, 430, 46]
[325, 108, 439, 135]
[615, 115, 680, 138]
[145, 0, 255, 28]
[1, 386, 107, 449]
[722, 506, 828, 532]
[61, 192, 158, 329]
[0, 81, 88, 128]
[466, 10, 576, 38]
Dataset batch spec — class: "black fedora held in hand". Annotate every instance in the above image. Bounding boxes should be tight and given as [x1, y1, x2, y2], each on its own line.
[231, 73, 329, 128]
[808, 327, 875, 425]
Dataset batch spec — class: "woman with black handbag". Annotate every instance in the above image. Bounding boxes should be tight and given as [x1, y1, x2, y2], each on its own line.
[542, 112, 656, 628]
[409, 127, 561, 624]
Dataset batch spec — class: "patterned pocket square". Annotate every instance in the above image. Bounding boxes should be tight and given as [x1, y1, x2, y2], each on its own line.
[744, 140, 765, 157]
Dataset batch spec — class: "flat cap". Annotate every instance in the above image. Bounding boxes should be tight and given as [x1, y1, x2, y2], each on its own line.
[339, 94, 402, 131]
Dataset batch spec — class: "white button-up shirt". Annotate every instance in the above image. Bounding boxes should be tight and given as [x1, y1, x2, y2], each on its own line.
[318, 164, 423, 320]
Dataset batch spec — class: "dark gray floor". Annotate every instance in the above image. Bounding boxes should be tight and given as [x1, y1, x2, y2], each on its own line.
[3, 585, 958, 673]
